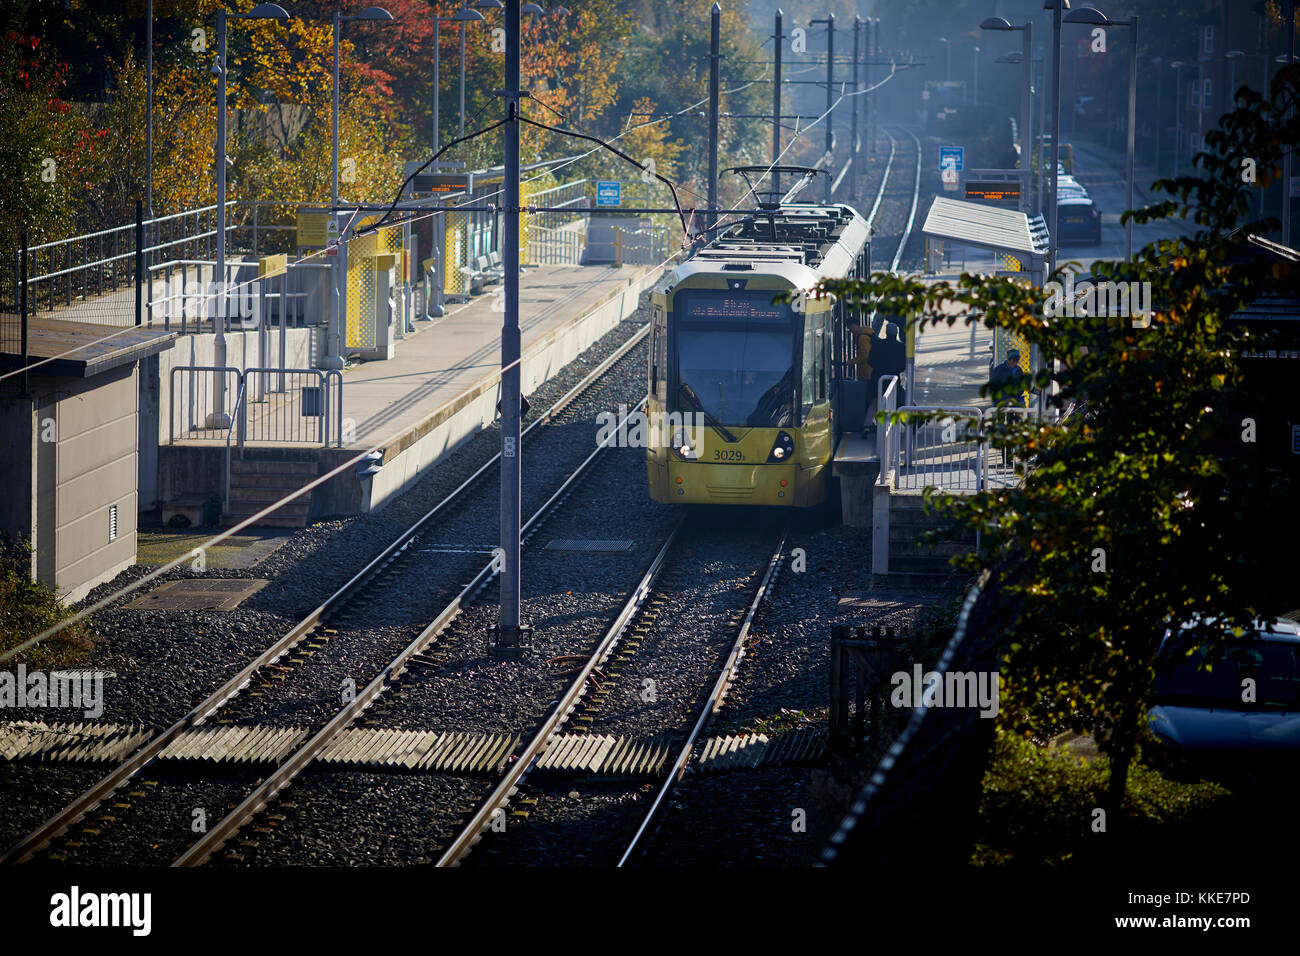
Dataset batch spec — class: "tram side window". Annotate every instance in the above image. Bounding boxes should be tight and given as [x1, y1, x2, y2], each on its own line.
[802, 313, 827, 413]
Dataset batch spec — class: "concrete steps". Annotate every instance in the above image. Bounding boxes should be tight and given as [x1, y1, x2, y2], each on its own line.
[222, 454, 318, 528]
[875, 493, 975, 590]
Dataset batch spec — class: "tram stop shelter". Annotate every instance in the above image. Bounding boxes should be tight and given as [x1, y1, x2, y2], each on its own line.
[920, 196, 1049, 285]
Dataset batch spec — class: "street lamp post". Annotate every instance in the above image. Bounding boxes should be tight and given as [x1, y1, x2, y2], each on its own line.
[468, 0, 504, 136]
[982, 18, 1034, 214]
[1044, 0, 1069, 277]
[972, 45, 980, 105]
[1170, 60, 1185, 178]
[213, 3, 291, 420]
[1064, 5, 1138, 260]
[938, 36, 951, 83]
[1227, 50, 1270, 221]
[327, 7, 393, 371]
[433, 10, 486, 153]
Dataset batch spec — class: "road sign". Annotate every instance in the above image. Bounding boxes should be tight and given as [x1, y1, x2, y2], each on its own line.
[596, 181, 622, 206]
[939, 146, 964, 172]
[941, 166, 959, 191]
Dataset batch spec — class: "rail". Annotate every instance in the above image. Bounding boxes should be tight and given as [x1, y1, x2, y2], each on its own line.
[617, 530, 789, 866]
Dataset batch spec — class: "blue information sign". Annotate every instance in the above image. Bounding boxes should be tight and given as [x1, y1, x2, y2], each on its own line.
[596, 181, 622, 206]
[939, 146, 964, 172]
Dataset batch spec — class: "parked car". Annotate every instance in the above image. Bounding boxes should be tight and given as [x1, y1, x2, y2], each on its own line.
[1148, 617, 1300, 784]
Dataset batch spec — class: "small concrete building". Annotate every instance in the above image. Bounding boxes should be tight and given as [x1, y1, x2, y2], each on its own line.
[0, 318, 175, 603]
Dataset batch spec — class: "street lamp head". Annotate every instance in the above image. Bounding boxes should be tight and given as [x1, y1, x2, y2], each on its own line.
[472, 0, 504, 8]
[1043, 0, 1071, 9]
[554, 5, 570, 15]
[1225, 50, 1246, 59]
[980, 17, 1014, 31]
[1064, 6, 1109, 25]
[453, 8, 486, 21]
[1170, 60, 1185, 68]
[349, 7, 394, 21]
[523, 2, 544, 14]
[243, 3, 291, 19]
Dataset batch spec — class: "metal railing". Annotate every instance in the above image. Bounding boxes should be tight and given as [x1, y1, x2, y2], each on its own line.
[170, 365, 342, 448]
[241, 367, 332, 446]
[224, 379, 247, 513]
[527, 224, 584, 265]
[890, 405, 985, 494]
[169, 365, 242, 444]
[875, 393, 1042, 494]
[147, 259, 316, 333]
[11, 204, 233, 321]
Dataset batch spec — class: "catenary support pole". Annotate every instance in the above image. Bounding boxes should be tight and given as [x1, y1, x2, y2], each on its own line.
[499, 0, 523, 645]
[707, 3, 720, 233]
[773, 9, 783, 199]
[825, 13, 835, 202]
[1285, 0, 1294, 247]
[851, 16, 860, 198]
[1048, 0, 1063, 277]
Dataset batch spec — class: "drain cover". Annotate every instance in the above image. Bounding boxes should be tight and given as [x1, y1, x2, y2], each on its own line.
[544, 539, 634, 553]
[126, 579, 269, 611]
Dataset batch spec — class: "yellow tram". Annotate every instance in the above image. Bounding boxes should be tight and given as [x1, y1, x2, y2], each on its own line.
[647, 193, 871, 507]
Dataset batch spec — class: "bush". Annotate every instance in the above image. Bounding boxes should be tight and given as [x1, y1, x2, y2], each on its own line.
[972, 729, 1231, 867]
[0, 537, 93, 668]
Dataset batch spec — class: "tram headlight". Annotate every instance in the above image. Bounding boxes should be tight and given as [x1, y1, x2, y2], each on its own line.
[670, 430, 698, 459]
[767, 430, 795, 463]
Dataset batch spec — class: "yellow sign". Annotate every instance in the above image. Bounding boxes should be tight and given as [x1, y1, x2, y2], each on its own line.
[258, 253, 287, 278]
[297, 210, 333, 247]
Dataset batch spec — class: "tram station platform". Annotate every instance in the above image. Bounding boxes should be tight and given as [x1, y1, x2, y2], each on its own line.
[158, 261, 660, 524]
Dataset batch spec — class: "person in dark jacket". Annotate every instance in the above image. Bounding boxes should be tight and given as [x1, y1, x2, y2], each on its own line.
[871, 322, 907, 406]
[989, 348, 1024, 399]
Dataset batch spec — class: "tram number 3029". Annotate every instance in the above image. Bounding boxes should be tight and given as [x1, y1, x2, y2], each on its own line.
[712, 449, 744, 462]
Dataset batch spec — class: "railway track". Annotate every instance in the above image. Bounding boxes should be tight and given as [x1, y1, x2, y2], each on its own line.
[6, 126, 928, 870]
[2, 322, 653, 867]
[435, 518, 788, 867]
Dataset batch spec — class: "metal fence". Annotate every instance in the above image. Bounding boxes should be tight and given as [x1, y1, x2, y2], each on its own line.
[875, 374, 1041, 493]
[170, 365, 342, 448]
[527, 224, 584, 265]
[7, 204, 233, 325]
[889, 405, 985, 493]
[169, 365, 243, 443]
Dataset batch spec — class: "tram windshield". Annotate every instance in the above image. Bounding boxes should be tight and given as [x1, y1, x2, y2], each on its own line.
[673, 289, 796, 428]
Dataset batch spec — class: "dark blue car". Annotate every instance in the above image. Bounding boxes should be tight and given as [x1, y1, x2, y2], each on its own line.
[1058, 195, 1102, 244]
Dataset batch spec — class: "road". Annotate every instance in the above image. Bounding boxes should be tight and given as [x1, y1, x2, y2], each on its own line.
[1056, 139, 1191, 269]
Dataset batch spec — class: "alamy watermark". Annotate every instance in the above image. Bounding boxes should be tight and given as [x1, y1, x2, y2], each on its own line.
[0, 665, 108, 718]
[1042, 272, 1152, 327]
[890, 664, 1000, 718]
[594, 405, 705, 449]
